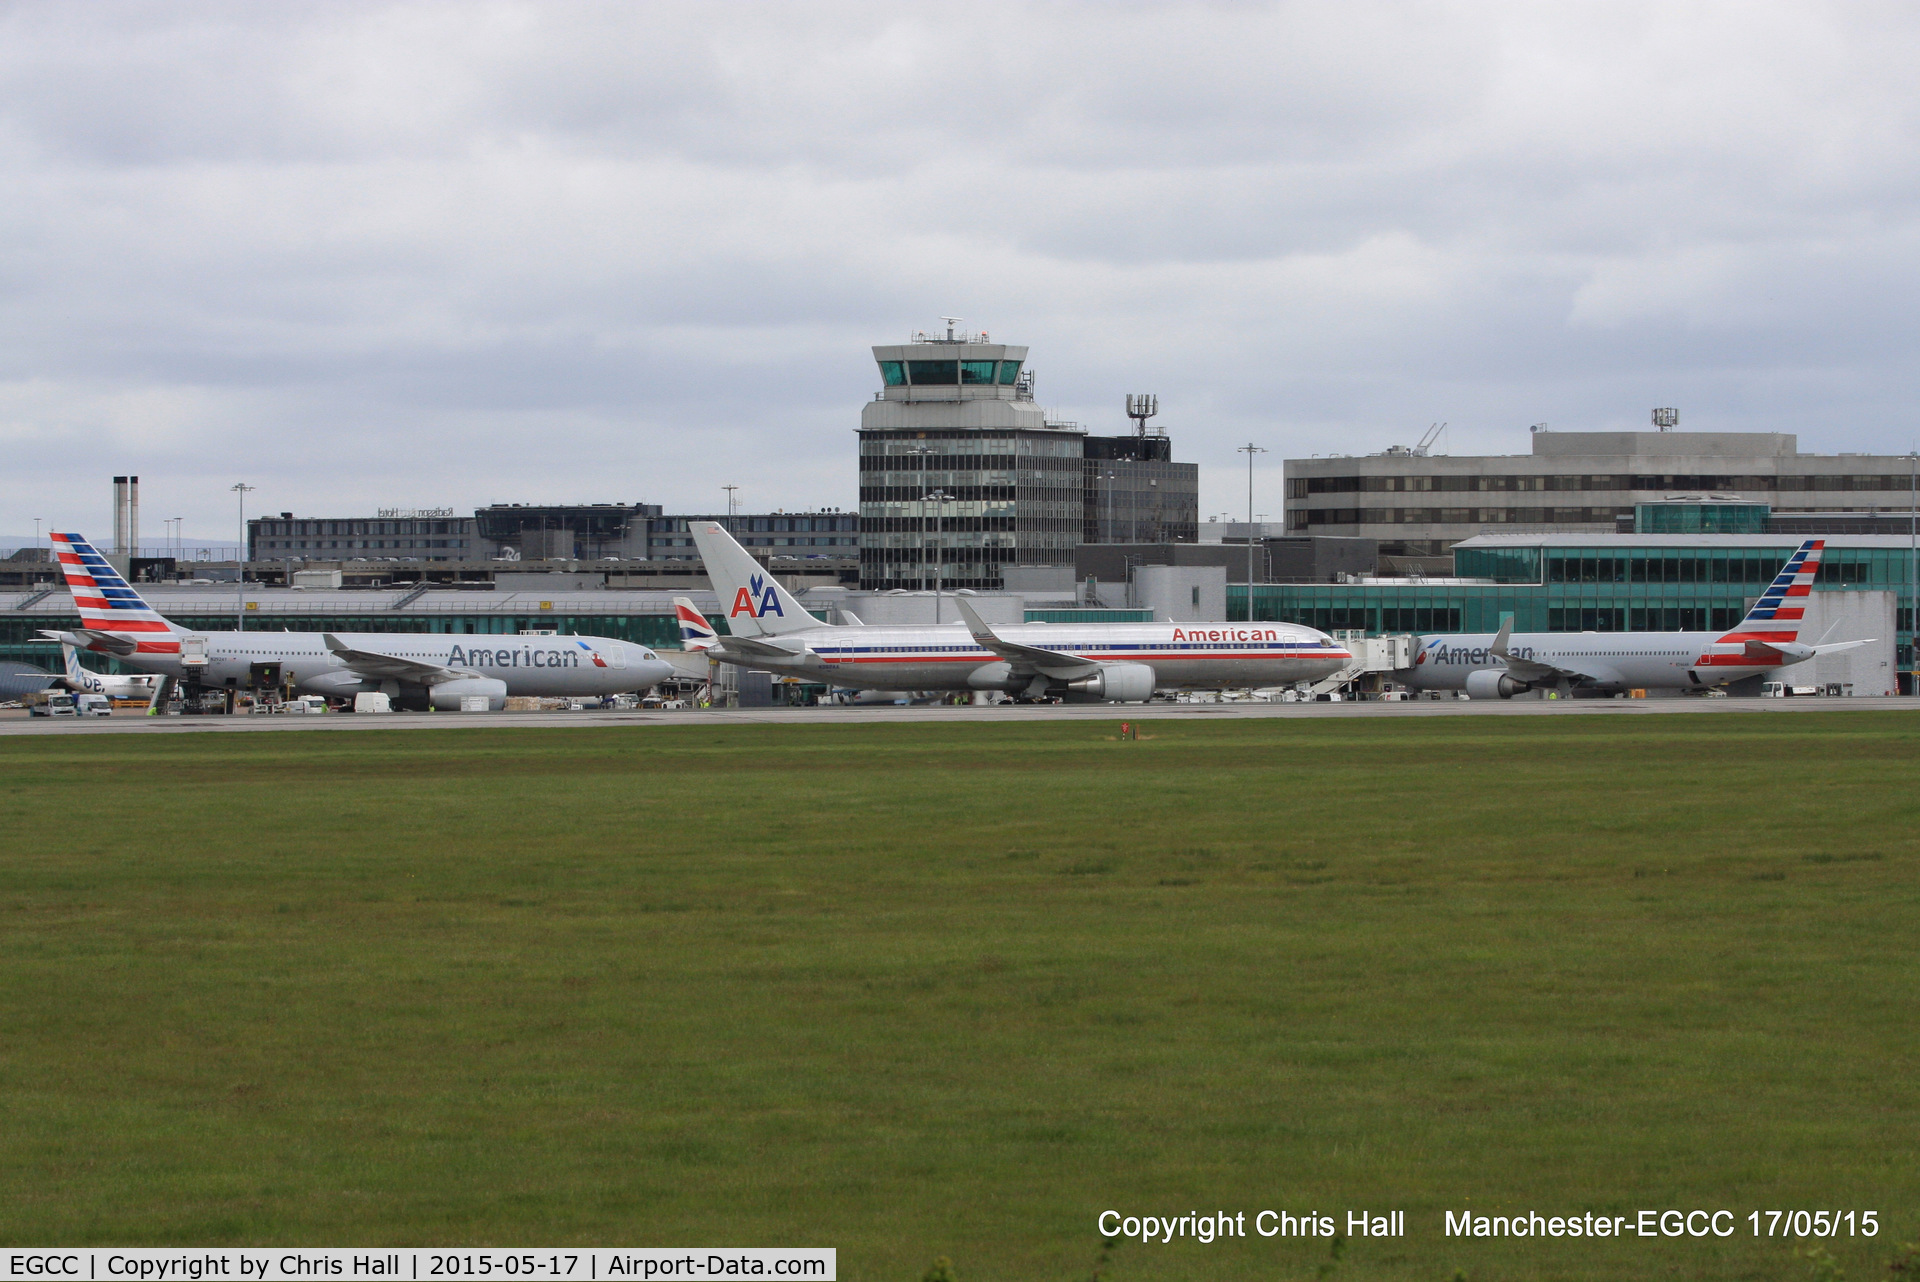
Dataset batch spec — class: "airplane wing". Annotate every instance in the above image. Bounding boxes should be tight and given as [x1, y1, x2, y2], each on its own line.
[1487, 618, 1623, 687]
[38, 626, 172, 658]
[322, 633, 478, 685]
[710, 635, 812, 665]
[952, 596, 1101, 678]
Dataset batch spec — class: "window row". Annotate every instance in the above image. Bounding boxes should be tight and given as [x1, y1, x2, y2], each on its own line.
[259, 539, 466, 551]
[255, 520, 467, 536]
[877, 359, 1023, 387]
[1548, 555, 1797, 584]
[1299, 507, 1620, 526]
[1296, 473, 1920, 496]
[858, 546, 1024, 563]
[860, 516, 1020, 533]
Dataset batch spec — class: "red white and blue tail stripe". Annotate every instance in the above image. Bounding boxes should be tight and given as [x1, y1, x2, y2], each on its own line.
[673, 597, 719, 651]
[50, 531, 182, 652]
[1718, 538, 1822, 645]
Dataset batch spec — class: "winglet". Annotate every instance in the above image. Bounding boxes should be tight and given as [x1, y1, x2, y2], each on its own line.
[1489, 617, 1514, 660]
[952, 594, 998, 645]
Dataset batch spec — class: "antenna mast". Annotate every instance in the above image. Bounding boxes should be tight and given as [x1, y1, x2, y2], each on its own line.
[1125, 393, 1159, 437]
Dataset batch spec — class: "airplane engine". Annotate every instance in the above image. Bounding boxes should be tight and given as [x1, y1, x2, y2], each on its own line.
[1062, 662, 1157, 703]
[428, 677, 508, 711]
[1464, 669, 1527, 700]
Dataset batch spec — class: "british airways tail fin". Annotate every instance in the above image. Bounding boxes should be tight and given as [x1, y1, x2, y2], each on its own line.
[1721, 539, 1823, 643]
[672, 597, 720, 651]
[49, 532, 181, 643]
[687, 521, 823, 638]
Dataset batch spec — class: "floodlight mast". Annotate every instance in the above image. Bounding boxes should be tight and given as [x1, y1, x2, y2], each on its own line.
[1237, 443, 1267, 619]
[230, 482, 255, 631]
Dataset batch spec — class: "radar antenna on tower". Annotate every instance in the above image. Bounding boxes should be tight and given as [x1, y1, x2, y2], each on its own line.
[1125, 393, 1160, 437]
[941, 316, 964, 341]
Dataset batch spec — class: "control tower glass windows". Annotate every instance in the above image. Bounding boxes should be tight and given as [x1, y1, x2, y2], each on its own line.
[907, 360, 958, 385]
[878, 361, 906, 387]
[997, 360, 1023, 385]
[960, 360, 997, 385]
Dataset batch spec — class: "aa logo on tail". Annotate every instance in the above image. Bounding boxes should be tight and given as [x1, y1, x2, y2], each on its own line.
[730, 573, 784, 619]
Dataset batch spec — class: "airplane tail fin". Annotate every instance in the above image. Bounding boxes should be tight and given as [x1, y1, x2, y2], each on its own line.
[672, 597, 720, 651]
[62, 642, 87, 686]
[48, 532, 182, 645]
[1721, 539, 1823, 644]
[687, 521, 823, 638]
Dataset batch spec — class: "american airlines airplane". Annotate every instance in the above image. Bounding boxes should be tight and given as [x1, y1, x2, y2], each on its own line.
[1400, 538, 1870, 698]
[684, 520, 1353, 701]
[42, 531, 675, 709]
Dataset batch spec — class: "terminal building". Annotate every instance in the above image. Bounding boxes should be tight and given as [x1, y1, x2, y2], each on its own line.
[1285, 423, 1920, 574]
[246, 505, 859, 577]
[858, 324, 1198, 590]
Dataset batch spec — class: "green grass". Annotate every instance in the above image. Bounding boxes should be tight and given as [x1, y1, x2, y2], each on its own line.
[1, 714, 1917, 1281]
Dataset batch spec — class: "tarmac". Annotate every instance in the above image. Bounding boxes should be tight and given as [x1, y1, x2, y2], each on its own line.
[3, 696, 1918, 735]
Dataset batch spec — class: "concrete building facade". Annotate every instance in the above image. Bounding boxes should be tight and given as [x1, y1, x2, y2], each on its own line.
[857, 327, 1202, 590]
[858, 332, 1084, 590]
[1285, 429, 1920, 574]
[1083, 433, 1199, 545]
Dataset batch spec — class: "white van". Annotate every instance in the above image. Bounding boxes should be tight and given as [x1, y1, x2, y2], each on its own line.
[75, 693, 112, 717]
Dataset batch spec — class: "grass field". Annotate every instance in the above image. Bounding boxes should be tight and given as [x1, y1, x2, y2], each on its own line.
[1, 714, 1917, 1280]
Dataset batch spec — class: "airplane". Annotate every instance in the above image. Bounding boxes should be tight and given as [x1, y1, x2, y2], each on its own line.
[1399, 538, 1872, 698]
[674, 598, 720, 652]
[42, 531, 676, 709]
[686, 520, 1353, 701]
[52, 641, 160, 699]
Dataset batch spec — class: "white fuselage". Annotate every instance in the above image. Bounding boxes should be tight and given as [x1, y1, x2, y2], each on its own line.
[108, 631, 673, 699]
[1401, 630, 1808, 693]
[59, 666, 159, 698]
[716, 620, 1353, 692]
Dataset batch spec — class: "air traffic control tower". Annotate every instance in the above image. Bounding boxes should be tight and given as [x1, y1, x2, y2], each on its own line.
[858, 322, 1086, 591]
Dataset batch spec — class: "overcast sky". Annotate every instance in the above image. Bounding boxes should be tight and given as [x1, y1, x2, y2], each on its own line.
[4, 1, 1920, 542]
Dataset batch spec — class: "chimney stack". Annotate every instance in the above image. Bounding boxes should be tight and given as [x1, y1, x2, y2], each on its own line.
[111, 476, 140, 555]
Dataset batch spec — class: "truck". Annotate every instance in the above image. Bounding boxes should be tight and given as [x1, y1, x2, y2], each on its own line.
[28, 692, 109, 717]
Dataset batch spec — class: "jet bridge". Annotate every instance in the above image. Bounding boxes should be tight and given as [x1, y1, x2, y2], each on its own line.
[1301, 631, 1415, 696]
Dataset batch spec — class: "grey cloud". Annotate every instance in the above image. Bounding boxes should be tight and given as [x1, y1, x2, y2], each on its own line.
[3, 0, 1920, 537]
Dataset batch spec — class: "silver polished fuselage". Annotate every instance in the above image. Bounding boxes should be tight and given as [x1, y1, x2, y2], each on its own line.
[716, 620, 1353, 692]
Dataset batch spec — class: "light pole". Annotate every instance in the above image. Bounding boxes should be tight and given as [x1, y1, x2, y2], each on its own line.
[231, 482, 254, 632]
[905, 445, 938, 592]
[1237, 443, 1267, 621]
[1909, 451, 1916, 693]
[723, 485, 739, 522]
[924, 489, 953, 623]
